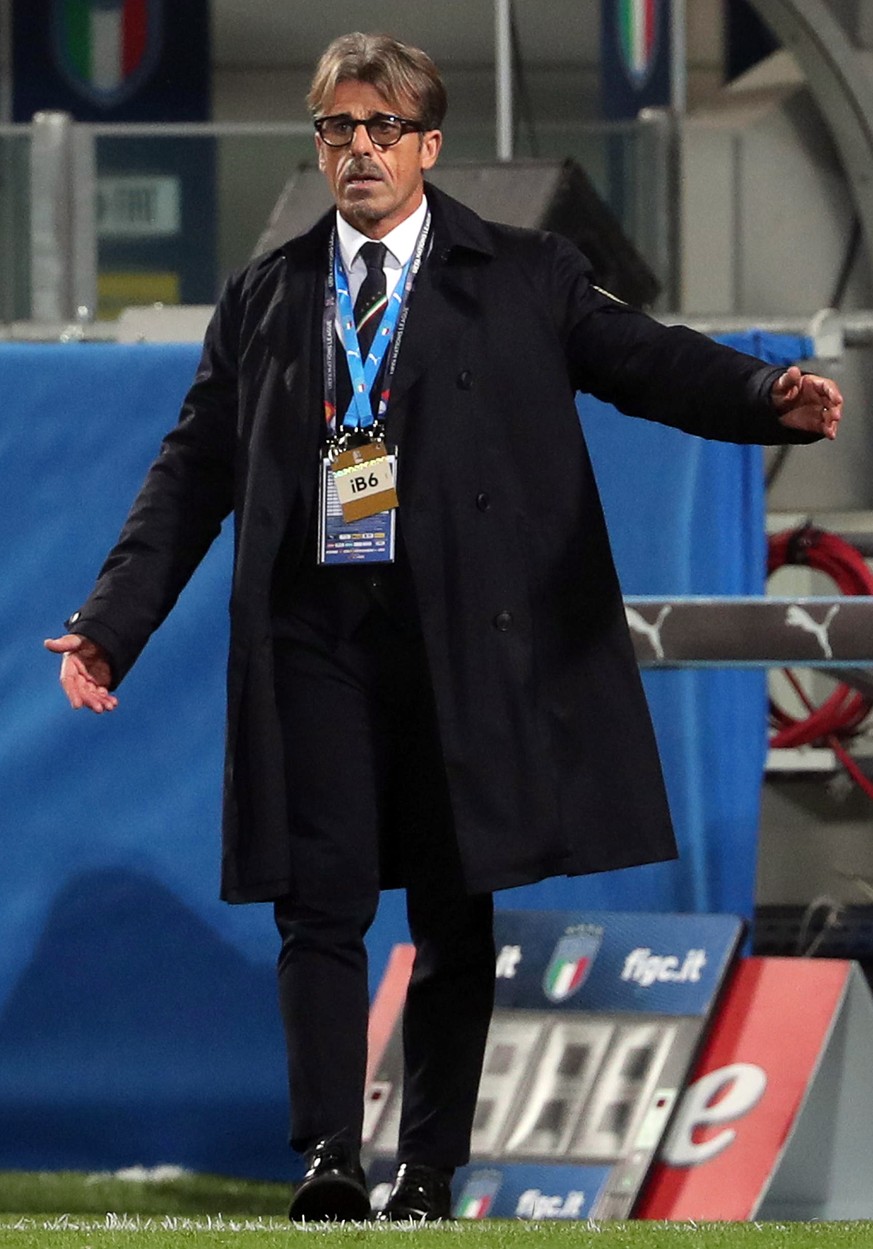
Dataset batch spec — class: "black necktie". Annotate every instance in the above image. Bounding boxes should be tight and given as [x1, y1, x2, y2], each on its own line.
[353, 241, 388, 358]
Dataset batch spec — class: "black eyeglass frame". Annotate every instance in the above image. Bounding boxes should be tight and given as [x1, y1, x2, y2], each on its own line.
[313, 112, 426, 148]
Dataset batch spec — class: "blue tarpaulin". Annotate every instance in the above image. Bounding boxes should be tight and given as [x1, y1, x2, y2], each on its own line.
[0, 334, 810, 1177]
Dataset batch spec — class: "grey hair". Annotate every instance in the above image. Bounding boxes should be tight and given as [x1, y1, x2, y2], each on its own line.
[307, 32, 447, 130]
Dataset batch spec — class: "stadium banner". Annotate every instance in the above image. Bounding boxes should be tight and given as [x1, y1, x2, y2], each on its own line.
[639, 957, 873, 1220]
[601, 0, 673, 120]
[364, 910, 743, 1218]
[13, 1, 215, 313]
[12, 0, 210, 122]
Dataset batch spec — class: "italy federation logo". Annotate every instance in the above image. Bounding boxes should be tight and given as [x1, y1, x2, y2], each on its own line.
[543, 930, 602, 1002]
[455, 1170, 502, 1219]
[616, 0, 662, 89]
[53, 0, 163, 109]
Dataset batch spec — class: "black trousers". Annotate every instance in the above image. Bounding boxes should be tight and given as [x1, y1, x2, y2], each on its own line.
[272, 609, 496, 1168]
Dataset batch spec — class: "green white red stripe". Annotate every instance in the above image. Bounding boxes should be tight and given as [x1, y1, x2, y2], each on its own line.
[545, 956, 589, 1000]
[457, 1194, 492, 1219]
[356, 294, 388, 339]
[618, 0, 658, 84]
[60, 0, 149, 93]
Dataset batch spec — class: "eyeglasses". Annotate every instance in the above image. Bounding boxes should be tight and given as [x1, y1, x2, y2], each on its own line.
[314, 113, 425, 148]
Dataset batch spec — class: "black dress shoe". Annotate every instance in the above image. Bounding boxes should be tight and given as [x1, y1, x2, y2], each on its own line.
[288, 1138, 370, 1222]
[376, 1163, 454, 1221]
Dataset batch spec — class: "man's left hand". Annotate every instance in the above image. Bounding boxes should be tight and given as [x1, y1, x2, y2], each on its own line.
[771, 366, 843, 440]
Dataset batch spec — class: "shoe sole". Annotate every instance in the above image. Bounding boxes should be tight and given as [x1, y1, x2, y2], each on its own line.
[289, 1174, 371, 1222]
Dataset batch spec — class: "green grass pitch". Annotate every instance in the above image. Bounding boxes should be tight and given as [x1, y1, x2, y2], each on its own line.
[2, 1174, 873, 1248]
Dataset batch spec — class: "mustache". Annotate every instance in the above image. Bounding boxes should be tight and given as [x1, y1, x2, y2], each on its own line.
[342, 159, 384, 182]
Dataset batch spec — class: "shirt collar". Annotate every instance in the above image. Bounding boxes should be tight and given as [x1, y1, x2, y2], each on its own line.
[336, 195, 428, 274]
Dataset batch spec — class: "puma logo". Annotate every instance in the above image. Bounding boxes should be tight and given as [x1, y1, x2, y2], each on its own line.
[785, 604, 840, 659]
[625, 605, 672, 660]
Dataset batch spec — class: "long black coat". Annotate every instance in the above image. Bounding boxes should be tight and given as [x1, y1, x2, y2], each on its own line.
[73, 185, 810, 902]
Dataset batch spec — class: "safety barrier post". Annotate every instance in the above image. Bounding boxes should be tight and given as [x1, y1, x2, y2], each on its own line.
[495, 0, 513, 160]
[30, 111, 96, 325]
[636, 108, 677, 308]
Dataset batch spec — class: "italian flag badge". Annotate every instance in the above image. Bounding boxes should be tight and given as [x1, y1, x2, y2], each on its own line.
[54, 0, 162, 107]
[617, 0, 661, 88]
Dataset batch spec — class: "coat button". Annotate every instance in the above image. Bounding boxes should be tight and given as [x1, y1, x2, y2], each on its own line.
[457, 369, 473, 390]
[476, 492, 491, 512]
[493, 610, 513, 631]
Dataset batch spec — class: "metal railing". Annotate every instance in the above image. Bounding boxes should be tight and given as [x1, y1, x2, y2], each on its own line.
[18, 109, 873, 351]
[2, 111, 673, 331]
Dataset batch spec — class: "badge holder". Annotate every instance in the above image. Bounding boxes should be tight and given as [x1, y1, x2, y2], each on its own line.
[317, 448, 398, 565]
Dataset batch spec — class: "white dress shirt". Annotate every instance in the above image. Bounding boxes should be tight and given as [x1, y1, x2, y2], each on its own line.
[335, 196, 429, 305]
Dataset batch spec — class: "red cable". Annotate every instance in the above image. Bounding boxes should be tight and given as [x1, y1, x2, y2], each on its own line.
[768, 526, 873, 800]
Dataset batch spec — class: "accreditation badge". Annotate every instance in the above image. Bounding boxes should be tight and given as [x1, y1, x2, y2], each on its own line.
[317, 445, 397, 566]
[330, 439, 398, 521]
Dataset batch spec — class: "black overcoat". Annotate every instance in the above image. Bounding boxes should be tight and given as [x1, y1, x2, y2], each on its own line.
[72, 185, 812, 902]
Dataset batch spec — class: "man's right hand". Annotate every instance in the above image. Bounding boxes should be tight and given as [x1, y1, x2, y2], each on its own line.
[43, 634, 118, 713]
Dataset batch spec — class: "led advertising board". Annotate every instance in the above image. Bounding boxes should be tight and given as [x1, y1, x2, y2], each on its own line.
[365, 909, 742, 1219]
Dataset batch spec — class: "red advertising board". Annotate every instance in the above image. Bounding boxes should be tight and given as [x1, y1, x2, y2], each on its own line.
[639, 957, 850, 1220]
[366, 946, 873, 1220]
[366, 943, 414, 1085]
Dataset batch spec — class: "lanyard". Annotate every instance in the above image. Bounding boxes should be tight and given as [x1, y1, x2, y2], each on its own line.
[322, 211, 431, 442]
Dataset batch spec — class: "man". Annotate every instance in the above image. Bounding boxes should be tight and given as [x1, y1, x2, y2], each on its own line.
[46, 32, 841, 1223]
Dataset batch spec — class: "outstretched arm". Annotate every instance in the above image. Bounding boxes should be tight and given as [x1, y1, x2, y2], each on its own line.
[772, 366, 842, 440]
[44, 634, 118, 714]
[548, 233, 844, 444]
[51, 271, 243, 690]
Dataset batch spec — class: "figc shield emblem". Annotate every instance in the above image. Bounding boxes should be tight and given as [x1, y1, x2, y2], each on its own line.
[53, 0, 163, 108]
[616, 0, 662, 89]
[455, 1170, 502, 1219]
[543, 930, 601, 1002]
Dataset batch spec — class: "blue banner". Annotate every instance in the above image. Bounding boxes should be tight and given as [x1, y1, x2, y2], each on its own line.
[493, 911, 743, 1016]
[13, 0, 210, 122]
[601, 0, 673, 120]
[13, 4, 217, 312]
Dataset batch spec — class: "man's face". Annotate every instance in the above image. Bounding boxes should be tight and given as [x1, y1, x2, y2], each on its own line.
[315, 80, 442, 238]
